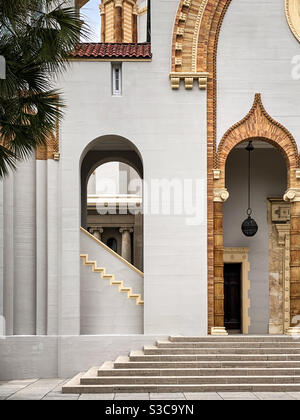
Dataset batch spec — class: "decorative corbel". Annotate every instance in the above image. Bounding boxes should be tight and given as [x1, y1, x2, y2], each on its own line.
[284, 188, 300, 202]
[213, 188, 229, 203]
[169, 72, 209, 90]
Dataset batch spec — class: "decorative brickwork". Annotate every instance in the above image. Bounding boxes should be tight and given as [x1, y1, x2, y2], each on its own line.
[217, 93, 300, 189]
[100, 0, 138, 43]
[36, 119, 59, 161]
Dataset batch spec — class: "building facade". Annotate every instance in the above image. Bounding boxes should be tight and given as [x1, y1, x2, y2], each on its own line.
[1, 0, 300, 380]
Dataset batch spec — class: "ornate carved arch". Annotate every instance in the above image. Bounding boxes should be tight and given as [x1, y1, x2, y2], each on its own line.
[215, 94, 300, 333]
[217, 94, 300, 189]
[170, 0, 231, 90]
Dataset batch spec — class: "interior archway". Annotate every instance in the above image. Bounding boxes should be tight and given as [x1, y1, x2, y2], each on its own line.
[213, 94, 300, 334]
[80, 135, 144, 271]
[224, 140, 287, 334]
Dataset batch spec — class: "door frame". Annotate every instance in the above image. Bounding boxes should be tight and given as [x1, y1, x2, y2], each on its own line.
[224, 247, 250, 334]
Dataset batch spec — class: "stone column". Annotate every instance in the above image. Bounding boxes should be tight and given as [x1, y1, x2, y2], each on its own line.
[284, 188, 300, 336]
[14, 156, 36, 335]
[90, 228, 104, 242]
[119, 228, 133, 263]
[212, 187, 229, 336]
[114, 0, 123, 43]
[100, 3, 106, 42]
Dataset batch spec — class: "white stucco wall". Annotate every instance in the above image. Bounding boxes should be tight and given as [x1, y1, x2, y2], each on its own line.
[57, 0, 208, 336]
[218, 0, 300, 145]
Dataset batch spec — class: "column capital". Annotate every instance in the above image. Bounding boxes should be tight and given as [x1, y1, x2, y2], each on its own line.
[213, 188, 229, 203]
[99, 3, 105, 14]
[89, 227, 104, 234]
[115, 0, 123, 8]
[284, 188, 300, 202]
[119, 227, 133, 234]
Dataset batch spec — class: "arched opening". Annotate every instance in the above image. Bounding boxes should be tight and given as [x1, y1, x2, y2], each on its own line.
[223, 139, 287, 334]
[213, 94, 300, 336]
[107, 237, 118, 253]
[81, 135, 144, 271]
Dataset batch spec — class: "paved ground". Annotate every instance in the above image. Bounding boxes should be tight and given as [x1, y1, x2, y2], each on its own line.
[1, 379, 300, 400]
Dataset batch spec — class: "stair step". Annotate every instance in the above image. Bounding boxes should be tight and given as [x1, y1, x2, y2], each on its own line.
[62, 381, 300, 394]
[63, 336, 300, 394]
[98, 367, 300, 377]
[114, 360, 300, 369]
[169, 336, 300, 343]
[130, 352, 300, 362]
[143, 346, 300, 355]
[81, 375, 300, 385]
[157, 340, 300, 349]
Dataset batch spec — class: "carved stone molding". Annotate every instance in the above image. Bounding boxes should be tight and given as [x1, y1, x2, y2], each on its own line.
[211, 327, 228, 336]
[268, 198, 291, 335]
[213, 188, 229, 203]
[213, 169, 222, 180]
[169, 72, 209, 90]
[285, 0, 300, 43]
[284, 188, 300, 202]
[286, 327, 300, 336]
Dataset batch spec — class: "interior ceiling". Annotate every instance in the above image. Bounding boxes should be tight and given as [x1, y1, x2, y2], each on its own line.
[235, 140, 275, 149]
[76, 0, 90, 8]
[90, 136, 137, 152]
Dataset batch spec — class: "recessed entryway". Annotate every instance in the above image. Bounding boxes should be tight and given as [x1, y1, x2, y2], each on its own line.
[224, 263, 242, 332]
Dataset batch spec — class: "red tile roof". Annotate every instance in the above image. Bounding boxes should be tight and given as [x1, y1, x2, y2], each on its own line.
[71, 43, 152, 59]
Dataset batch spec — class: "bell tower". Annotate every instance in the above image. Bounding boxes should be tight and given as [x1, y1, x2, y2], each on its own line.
[100, 0, 138, 43]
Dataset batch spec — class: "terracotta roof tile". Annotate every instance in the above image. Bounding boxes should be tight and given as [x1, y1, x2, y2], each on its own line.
[71, 43, 152, 59]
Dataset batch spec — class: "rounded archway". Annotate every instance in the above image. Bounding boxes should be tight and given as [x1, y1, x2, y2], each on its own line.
[80, 135, 144, 271]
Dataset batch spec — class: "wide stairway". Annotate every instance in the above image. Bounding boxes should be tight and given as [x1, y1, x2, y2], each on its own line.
[63, 336, 300, 393]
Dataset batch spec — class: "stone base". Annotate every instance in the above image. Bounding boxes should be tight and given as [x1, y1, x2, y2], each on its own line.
[211, 327, 228, 336]
[286, 327, 300, 336]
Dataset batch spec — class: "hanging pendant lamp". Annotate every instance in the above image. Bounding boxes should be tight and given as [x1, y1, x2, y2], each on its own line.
[241, 141, 258, 237]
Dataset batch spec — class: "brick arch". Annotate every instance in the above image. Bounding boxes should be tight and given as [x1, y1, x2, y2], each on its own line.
[171, 0, 231, 75]
[217, 94, 300, 189]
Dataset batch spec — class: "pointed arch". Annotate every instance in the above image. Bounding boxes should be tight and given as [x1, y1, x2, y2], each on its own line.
[217, 94, 300, 189]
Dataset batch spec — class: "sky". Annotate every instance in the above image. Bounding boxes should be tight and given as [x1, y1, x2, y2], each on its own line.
[81, 0, 101, 42]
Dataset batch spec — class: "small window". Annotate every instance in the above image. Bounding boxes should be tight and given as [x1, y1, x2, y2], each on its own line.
[107, 237, 118, 253]
[112, 63, 122, 96]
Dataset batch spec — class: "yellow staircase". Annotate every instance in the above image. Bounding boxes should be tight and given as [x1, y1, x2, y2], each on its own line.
[80, 254, 144, 306]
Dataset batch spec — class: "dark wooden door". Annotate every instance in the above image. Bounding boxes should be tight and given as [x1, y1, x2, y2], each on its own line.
[224, 263, 241, 330]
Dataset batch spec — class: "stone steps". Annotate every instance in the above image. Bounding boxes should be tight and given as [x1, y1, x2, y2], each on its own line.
[157, 340, 300, 349]
[98, 367, 300, 377]
[169, 336, 300, 343]
[62, 336, 300, 394]
[129, 351, 300, 362]
[114, 360, 300, 369]
[63, 377, 300, 394]
[143, 346, 300, 355]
